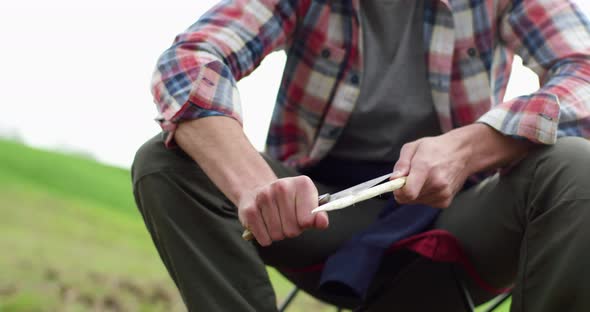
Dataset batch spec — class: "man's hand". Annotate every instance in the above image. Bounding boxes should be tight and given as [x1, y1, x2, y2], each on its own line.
[391, 131, 473, 208]
[238, 176, 329, 246]
[391, 123, 534, 208]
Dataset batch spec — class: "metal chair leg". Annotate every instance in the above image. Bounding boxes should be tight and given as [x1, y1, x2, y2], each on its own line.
[453, 266, 476, 312]
[482, 292, 511, 312]
[452, 265, 512, 312]
[278, 286, 300, 312]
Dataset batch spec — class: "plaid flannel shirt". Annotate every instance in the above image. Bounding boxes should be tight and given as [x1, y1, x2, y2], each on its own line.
[152, 0, 590, 169]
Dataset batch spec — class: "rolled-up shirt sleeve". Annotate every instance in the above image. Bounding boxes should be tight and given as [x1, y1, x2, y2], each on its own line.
[478, 0, 590, 144]
[150, 0, 305, 145]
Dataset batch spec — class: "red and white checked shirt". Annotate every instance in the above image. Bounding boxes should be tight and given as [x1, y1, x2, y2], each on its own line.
[152, 0, 590, 169]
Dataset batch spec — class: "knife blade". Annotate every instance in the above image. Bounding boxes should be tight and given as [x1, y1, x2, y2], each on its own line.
[322, 172, 393, 202]
[311, 177, 406, 213]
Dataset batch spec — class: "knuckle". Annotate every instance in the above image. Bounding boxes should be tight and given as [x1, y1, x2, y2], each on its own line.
[440, 188, 453, 199]
[410, 158, 427, 172]
[400, 142, 413, 153]
[401, 188, 418, 201]
[421, 137, 433, 144]
[272, 179, 289, 194]
[395, 160, 409, 169]
[301, 175, 313, 184]
[255, 188, 272, 205]
[431, 174, 447, 191]
[406, 192, 419, 201]
[295, 176, 317, 196]
[420, 159, 434, 171]
[295, 175, 313, 188]
[284, 227, 301, 238]
[243, 206, 258, 221]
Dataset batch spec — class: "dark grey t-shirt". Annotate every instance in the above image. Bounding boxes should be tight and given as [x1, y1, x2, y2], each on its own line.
[329, 0, 441, 162]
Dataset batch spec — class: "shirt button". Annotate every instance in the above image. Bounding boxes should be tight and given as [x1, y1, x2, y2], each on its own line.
[350, 74, 359, 85]
[467, 47, 478, 57]
[321, 48, 331, 58]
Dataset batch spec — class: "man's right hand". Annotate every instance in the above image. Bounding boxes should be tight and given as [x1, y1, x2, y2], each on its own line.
[238, 176, 329, 246]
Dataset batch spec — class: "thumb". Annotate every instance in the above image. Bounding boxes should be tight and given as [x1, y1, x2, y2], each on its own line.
[392, 141, 420, 178]
[313, 211, 329, 229]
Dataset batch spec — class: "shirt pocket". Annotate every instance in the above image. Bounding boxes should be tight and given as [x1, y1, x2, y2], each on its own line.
[305, 33, 347, 79]
[293, 34, 347, 109]
[451, 42, 492, 104]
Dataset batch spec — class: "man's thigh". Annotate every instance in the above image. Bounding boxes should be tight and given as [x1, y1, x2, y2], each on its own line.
[362, 165, 533, 311]
[360, 173, 521, 311]
[435, 172, 527, 290]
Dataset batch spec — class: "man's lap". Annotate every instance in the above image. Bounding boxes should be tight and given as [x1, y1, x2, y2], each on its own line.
[132, 134, 590, 311]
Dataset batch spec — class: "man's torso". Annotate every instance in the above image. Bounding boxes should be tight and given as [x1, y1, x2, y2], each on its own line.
[329, 0, 441, 162]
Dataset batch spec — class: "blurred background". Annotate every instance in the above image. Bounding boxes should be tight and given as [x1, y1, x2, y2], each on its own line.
[0, 0, 588, 311]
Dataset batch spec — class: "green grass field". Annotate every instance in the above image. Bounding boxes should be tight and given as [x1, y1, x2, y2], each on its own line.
[0, 139, 509, 311]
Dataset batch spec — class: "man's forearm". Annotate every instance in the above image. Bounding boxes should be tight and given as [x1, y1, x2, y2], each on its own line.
[455, 123, 536, 175]
[175, 116, 277, 206]
[175, 116, 327, 245]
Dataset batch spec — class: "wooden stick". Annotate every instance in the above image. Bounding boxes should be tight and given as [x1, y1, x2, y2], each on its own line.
[311, 177, 406, 213]
[242, 228, 254, 241]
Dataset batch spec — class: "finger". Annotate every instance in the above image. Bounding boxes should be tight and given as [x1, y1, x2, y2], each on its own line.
[418, 192, 453, 209]
[398, 187, 438, 205]
[243, 205, 272, 246]
[260, 200, 284, 242]
[426, 181, 455, 208]
[273, 180, 302, 238]
[392, 141, 420, 178]
[293, 176, 319, 229]
[395, 162, 428, 204]
[257, 190, 284, 242]
[313, 211, 329, 230]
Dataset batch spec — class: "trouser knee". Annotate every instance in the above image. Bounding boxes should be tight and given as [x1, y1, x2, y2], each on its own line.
[131, 134, 228, 219]
[522, 137, 590, 218]
[132, 134, 202, 184]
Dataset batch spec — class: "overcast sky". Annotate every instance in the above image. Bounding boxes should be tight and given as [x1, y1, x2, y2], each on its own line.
[1, 0, 589, 168]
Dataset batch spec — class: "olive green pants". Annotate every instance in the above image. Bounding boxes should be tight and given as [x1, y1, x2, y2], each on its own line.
[132, 135, 590, 311]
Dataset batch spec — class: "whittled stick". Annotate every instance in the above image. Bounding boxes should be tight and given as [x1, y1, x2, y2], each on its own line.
[311, 177, 406, 213]
[242, 229, 254, 241]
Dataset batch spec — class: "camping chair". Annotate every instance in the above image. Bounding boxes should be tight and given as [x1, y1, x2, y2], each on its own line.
[277, 267, 512, 312]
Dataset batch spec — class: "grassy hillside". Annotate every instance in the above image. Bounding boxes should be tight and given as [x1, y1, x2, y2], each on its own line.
[0, 139, 330, 311]
[0, 139, 509, 311]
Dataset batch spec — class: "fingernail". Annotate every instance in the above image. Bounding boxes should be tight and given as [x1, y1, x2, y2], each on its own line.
[391, 170, 402, 178]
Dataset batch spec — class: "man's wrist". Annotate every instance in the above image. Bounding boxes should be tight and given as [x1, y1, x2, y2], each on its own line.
[176, 117, 279, 207]
[458, 123, 534, 174]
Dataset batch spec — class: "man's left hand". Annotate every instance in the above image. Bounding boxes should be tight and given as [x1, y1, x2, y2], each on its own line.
[391, 123, 534, 208]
